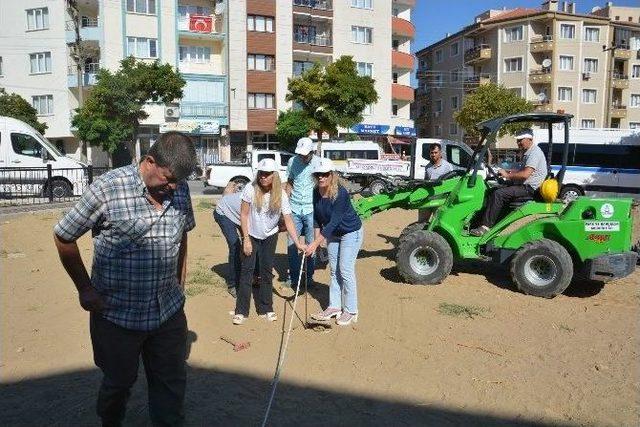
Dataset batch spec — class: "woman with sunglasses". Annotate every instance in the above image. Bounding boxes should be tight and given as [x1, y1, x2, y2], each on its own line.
[233, 158, 305, 325]
[304, 158, 363, 326]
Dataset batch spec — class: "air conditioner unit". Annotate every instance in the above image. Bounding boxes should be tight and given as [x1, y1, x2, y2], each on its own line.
[582, 72, 591, 80]
[165, 106, 180, 118]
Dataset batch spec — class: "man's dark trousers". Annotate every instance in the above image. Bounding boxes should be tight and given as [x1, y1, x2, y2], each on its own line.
[90, 308, 187, 427]
[481, 185, 533, 227]
[214, 210, 242, 290]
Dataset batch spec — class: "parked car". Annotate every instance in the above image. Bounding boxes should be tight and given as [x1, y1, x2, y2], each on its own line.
[203, 150, 293, 190]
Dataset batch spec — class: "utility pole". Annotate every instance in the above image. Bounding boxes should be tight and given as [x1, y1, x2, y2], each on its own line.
[66, 0, 88, 161]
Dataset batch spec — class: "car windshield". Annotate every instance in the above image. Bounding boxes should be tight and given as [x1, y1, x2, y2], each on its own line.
[35, 130, 64, 157]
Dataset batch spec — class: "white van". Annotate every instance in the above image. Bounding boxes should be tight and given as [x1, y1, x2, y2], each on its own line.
[0, 116, 87, 198]
[315, 141, 382, 171]
[534, 127, 640, 201]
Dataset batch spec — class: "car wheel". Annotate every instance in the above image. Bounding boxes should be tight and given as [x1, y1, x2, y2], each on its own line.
[47, 179, 72, 199]
[396, 230, 453, 285]
[559, 185, 583, 203]
[368, 179, 386, 195]
[510, 239, 573, 298]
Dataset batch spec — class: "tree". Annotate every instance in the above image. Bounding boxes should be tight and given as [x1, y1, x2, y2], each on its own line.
[72, 57, 185, 163]
[285, 56, 378, 141]
[0, 89, 48, 134]
[275, 109, 313, 152]
[455, 83, 535, 138]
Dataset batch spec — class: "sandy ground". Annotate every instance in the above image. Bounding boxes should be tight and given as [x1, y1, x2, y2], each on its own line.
[1, 200, 639, 426]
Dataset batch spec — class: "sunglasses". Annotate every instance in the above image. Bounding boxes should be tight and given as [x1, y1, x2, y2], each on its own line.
[314, 171, 331, 178]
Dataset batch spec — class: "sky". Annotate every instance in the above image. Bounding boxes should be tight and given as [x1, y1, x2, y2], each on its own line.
[411, 0, 640, 53]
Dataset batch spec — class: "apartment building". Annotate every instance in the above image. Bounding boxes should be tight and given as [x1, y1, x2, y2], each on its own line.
[227, 0, 416, 155]
[0, 0, 228, 166]
[414, 0, 640, 147]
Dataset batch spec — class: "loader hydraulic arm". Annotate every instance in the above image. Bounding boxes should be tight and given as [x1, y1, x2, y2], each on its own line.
[354, 177, 461, 220]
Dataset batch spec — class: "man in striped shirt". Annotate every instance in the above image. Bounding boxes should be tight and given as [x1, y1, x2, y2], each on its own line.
[54, 132, 197, 426]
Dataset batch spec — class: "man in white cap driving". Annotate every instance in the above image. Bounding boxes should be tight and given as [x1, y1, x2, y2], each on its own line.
[285, 137, 321, 293]
[470, 128, 547, 236]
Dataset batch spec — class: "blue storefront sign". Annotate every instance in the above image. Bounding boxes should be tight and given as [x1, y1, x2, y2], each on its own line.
[351, 124, 390, 135]
[395, 126, 416, 137]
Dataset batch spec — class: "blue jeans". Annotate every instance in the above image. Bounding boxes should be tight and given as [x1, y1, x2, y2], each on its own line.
[326, 227, 363, 314]
[287, 211, 315, 290]
[213, 211, 241, 290]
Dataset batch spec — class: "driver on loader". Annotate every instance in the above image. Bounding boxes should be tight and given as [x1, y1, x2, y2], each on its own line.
[470, 128, 547, 237]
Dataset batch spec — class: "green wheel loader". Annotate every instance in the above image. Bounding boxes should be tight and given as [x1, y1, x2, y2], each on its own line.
[354, 113, 639, 298]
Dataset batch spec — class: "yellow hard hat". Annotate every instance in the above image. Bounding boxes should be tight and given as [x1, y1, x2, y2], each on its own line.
[540, 178, 559, 203]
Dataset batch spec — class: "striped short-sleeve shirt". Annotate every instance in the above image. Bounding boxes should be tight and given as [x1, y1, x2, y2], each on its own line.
[54, 164, 195, 331]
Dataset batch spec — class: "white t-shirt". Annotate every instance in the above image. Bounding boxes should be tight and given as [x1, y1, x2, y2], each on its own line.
[241, 184, 291, 239]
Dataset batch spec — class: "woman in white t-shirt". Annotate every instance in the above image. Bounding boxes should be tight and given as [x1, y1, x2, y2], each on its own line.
[233, 158, 305, 325]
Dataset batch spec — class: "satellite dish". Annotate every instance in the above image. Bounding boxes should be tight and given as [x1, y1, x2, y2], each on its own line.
[537, 92, 547, 102]
[542, 58, 552, 68]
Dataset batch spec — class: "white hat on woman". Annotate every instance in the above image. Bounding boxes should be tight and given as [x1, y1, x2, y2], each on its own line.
[313, 157, 335, 174]
[256, 158, 277, 172]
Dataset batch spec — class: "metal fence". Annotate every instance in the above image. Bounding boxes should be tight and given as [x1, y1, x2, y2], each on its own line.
[0, 165, 110, 207]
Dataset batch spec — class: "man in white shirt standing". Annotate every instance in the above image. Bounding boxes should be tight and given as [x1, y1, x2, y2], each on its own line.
[470, 128, 548, 236]
[418, 143, 454, 223]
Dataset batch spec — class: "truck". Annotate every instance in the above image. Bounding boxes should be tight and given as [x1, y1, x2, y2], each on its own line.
[203, 150, 293, 190]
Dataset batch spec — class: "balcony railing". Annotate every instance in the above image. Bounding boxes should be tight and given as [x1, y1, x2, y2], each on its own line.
[530, 99, 553, 112]
[529, 67, 552, 84]
[293, 0, 332, 10]
[610, 104, 627, 118]
[293, 33, 332, 46]
[177, 14, 222, 34]
[463, 74, 491, 92]
[464, 44, 491, 64]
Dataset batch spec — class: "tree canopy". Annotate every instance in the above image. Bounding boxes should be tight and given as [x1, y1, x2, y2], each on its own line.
[0, 89, 48, 134]
[454, 83, 535, 138]
[72, 57, 185, 156]
[276, 109, 313, 152]
[285, 56, 378, 139]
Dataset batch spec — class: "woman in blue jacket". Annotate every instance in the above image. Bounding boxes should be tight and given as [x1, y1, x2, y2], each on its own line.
[304, 158, 363, 326]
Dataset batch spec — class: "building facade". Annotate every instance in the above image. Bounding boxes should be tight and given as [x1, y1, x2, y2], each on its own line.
[414, 0, 640, 147]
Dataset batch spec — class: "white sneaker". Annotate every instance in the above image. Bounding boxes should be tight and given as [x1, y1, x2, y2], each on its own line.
[336, 312, 358, 326]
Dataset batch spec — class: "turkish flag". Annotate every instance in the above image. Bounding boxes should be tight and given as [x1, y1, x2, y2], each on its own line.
[189, 15, 213, 33]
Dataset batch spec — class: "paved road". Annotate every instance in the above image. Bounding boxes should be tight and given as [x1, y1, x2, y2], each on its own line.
[188, 179, 222, 198]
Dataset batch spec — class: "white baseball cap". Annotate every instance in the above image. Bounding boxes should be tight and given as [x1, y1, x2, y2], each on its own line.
[313, 157, 335, 174]
[256, 158, 277, 172]
[515, 128, 534, 140]
[295, 137, 315, 155]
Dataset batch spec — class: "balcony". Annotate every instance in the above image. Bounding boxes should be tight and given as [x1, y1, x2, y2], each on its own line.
[392, 84, 414, 102]
[65, 18, 99, 43]
[180, 102, 228, 124]
[610, 104, 627, 118]
[613, 44, 632, 60]
[392, 50, 415, 70]
[292, 0, 333, 17]
[464, 44, 491, 65]
[529, 68, 552, 84]
[391, 16, 415, 39]
[530, 35, 554, 53]
[612, 73, 629, 89]
[293, 32, 332, 55]
[463, 74, 491, 93]
[67, 63, 99, 87]
[178, 14, 224, 40]
[393, 0, 416, 6]
[530, 99, 553, 112]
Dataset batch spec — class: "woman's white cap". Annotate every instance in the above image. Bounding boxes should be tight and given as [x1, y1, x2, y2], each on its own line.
[314, 157, 335, 173]
[256, 158, 278, 172]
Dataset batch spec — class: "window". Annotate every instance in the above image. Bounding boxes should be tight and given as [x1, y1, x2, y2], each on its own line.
[560, 24, 575, 39]
[584, 27, 600, 42]
[351, 26, 373, 44]
[0, 56, 3, 76]
[126, 0, 156, 14]
[629, 122, 640, 129]
[293, 60, 314, 76]
[558, 87, 573, 102]
[418, 59, 425, 69]
[351, 0, 373, 9]
[435, 49, 443, 63]
[434, 125, 442, 137]
[392, 72, 398, 83]
[127, 37, 157, 58]
[504, 57, 523, 72]
[247, 15, 274, 33]
[508, 87, 523, 97]
[581, 119, 596, 128]
[632, 65, 640, 78]
[504, 26, 523, 42]
[451, 96, 459, 109]
[446, 145, 472, 168]
[26, 8, 49, 31]
[583, 58, 598, 73]
[363, 104, 374, 115]
[280, 154, 293, 167]
[451, 70, 459, 82]
[450, 42, 459, 56]
[29, 52, 51, 74]
[247, 54, 275, 71]
[32, 95, 53, 115]
[559, 55, 574, 71]
[434, 74, 443, 88]
[356, 62, 373, 77]
[178, 5, 210, 18]
[449, 123, 458, 135]
[582, 89, 597, 103]
[248, 93, 275, 109]
[179, 46, 211, 63]
[631, 94, 640, 108]
[435, 99, 442, 112]
[11, 133, 45, 158]
[392, 104, 398, 116]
